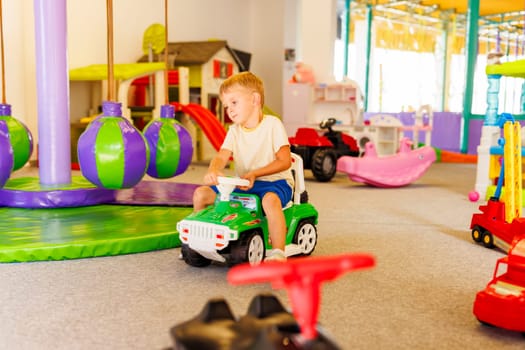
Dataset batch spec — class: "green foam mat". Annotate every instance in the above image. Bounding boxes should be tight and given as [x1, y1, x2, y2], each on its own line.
[0, 205, 192, 262]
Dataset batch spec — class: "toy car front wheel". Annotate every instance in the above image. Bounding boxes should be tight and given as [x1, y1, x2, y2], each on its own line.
[471, 226, 483, 243]
[311, 149, 337, 182]
[181, 244, 212, 267]
[293, 220, 317, 255]
[231, 232, 265, 265]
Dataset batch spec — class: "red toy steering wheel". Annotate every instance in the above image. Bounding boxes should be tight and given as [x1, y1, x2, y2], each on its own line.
[227, 253, 375, 340]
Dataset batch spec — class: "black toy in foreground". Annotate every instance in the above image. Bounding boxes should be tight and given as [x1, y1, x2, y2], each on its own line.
[170, 293, 341, 350]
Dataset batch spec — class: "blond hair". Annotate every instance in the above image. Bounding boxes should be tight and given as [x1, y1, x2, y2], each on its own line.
[219, 71, 265, 107]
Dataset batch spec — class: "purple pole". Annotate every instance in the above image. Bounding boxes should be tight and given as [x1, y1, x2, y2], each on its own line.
[34, 0, 71, 185]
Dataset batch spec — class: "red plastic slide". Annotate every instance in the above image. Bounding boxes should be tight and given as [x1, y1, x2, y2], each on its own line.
[171, 102, 226, 151]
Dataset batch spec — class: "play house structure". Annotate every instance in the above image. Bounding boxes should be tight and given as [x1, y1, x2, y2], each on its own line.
[137, 40, 251, 161]
[70, 62, 169, 121]
[473, 59, 525, 202]
[68, 63, 190, 165]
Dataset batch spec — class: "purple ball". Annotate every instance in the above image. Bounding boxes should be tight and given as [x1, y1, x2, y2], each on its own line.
[77, 102, 149, 189]
[0, 129, 14, 187]
[143, 104, 193, 178]
[0, 104, 33, 171]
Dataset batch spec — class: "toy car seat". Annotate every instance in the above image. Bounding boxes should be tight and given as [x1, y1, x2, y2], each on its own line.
[291, 128, 321, 146]
[290, 153, 306, 205]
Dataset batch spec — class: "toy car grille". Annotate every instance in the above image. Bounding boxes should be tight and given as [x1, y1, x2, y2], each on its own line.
[185, 222, 216, 240]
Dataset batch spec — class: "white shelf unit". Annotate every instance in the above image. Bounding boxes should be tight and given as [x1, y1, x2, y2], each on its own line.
[313, 84, 357, 103]
[310, 84, 359, 125]
[375, 126, 400, 156]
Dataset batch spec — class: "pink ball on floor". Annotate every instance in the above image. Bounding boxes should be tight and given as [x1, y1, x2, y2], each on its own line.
[468, 191, 479, 202]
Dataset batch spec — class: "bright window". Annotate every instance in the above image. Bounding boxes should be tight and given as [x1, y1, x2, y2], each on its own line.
[334, 39, 525, 115]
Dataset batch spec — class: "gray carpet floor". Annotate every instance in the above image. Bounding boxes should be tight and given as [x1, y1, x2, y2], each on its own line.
[1, 162, 524, 349]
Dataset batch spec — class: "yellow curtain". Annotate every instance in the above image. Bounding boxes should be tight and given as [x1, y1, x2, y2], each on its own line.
[373, 20, 439, 53]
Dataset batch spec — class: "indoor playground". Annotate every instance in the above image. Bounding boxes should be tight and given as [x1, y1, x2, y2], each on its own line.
[1, 1, 525, 349]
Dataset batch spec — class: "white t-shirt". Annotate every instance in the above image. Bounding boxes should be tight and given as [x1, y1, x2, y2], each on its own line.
[221, 115, 294, 187]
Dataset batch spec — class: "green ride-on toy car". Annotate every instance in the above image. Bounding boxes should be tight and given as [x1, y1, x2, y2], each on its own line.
[177, 154, 319, 267]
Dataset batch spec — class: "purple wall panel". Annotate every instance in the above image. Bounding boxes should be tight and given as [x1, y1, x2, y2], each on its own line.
[364, 111, 476, 154]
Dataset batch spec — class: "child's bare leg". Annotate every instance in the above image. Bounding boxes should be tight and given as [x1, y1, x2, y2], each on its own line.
[262, 192, 286, 251]
[193, 186, 217, 212]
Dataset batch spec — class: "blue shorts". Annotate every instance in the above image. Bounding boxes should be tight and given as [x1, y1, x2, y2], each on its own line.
[212, 179, 292, 207]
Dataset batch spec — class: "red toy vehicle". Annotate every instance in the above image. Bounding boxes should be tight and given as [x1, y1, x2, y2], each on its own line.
[470, 116, 524, 252]
[473, 238, 525, 333]
[289, 118, 359, 182]
[470, 199, 525, 252]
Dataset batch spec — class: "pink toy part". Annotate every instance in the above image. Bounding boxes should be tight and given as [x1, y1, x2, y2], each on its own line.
[336, 137, 436, 188]
[227, 253, 375, 340]
[172, 102, 226, 151]
[288, 62, 316, 84]
[468, 190, 480, 202]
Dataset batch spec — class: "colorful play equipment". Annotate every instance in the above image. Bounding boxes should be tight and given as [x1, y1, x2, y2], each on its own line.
[0, 104, 33, 171]
[171, 101, 226, 152]
[472, 117, 525, 334]
[143, 104, 193, 178]
[0, 4, 33, 183]
[69, 62, 168, 121]
[0, 129, 13, 187]
[170, 253, 375, 349]
[473, 59, 525, 202]
[78, 101, 150, 189]
[0, 0, 196, 263]
[336, 137, 436, 188]
[470, 114, 524, 252]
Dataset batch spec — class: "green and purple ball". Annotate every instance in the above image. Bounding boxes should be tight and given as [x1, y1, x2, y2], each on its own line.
[143, 104, 193, 178]
[77, 101, 150, 189]
[0, 104, 33, 171]
[0, 129, 14, 187]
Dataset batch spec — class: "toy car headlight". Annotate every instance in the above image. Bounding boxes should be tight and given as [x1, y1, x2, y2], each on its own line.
[177, 222, 190, 241]
[228, 229, 238, 240]
[214, 227, 238, 240]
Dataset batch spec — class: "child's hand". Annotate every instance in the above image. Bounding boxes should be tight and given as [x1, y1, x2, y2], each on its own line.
[203, 171, 223, 186]
[239, 173, 256, 190]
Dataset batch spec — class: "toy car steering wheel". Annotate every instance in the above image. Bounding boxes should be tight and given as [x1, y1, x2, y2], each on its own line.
[217, 176, 250, 187]
[217, 176, 250, 201]
[319, 117, 337, 131]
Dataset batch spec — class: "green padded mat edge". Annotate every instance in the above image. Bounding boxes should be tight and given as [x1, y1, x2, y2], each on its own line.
[0, 205, 192, 263]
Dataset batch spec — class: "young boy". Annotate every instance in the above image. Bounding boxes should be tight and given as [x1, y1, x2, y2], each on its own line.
[192, 72, 293, 262]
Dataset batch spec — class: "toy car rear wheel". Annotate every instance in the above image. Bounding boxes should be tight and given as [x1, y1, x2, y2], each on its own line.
[231, 231, 265, 265]
[471, 226, 483, 243]
[293, 219, 317, 255]
[311, 149, 337, 182]
[181, 244, 212, 267]
[482, 231, 494, 248]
